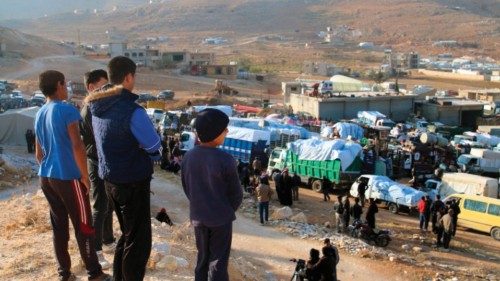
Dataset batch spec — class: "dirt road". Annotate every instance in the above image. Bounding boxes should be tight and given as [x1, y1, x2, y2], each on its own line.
[151, 171, 398, 281]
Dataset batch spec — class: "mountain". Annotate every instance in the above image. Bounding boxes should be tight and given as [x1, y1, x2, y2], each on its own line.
[1, 0, 499, 59]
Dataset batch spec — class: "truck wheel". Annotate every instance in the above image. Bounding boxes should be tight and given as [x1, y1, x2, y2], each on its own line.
[388, 203, 399, 214]
[491, 227, 500, 241]
[312, 180, 322, 193]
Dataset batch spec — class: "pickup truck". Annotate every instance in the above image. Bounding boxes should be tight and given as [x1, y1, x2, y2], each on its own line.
[350, 175, 426, 214]
[457, 149, 500, 177]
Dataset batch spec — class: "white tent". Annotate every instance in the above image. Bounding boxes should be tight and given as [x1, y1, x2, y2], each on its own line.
[0, 107, 39, 146]
[329, 75, 366, 92]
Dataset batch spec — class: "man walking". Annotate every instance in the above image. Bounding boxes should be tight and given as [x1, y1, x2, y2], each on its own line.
[440, 209, 455, 250]
[182, 108, 243, 281]
[35, 70, 110, 281]
[430, 194, 445, 233]
[87, 56, 162, 281]
[80, 69, 114, 269]
[418, 196, 426, 231]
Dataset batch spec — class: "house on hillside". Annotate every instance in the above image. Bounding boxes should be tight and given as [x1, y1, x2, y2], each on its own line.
[302, 61, 345, 76]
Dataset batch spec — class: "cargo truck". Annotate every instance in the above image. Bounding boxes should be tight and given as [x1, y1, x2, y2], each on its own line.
[424, 173, 499, 199]
[266, 139, 363, 192]
[457, 148, 500, 176]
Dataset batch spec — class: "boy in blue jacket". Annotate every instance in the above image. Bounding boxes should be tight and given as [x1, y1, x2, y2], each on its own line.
[181, 108, 243, 281]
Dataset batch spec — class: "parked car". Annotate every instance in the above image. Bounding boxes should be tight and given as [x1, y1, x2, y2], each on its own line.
[10, 90, 23, 98]
[136, 93, 157, 104]
[158, 90, 175, 100]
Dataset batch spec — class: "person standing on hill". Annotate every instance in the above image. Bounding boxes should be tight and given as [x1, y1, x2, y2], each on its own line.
[35, 70, 110, 281]
[256, 175, 273, 225]
[350, 197, 363, 221]
[80, 69, 114, 270]
[292, 172, 301, 201]
[182, 108, 243, 281]
[366, 198, 378, 229]
[87, 56, 162, 281]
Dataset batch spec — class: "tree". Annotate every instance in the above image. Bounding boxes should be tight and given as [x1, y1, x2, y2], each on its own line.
[368, 70, 387, 84]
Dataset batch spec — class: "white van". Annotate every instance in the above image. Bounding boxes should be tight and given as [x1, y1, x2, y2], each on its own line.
[319, 81, 333, 94]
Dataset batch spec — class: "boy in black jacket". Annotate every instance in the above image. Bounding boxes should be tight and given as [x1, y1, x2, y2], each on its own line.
[181, 109, 243, 281]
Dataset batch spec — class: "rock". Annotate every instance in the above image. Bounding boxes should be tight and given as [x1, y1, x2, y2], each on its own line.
[175, 257, 188, 268]
[486, 274, 496, 281]
[412, 246, 422, 253]
[156, 255, 178, 271]
[451, 277, 458, 281]
[401, 244, 411, 251]
[271, 207, 293, 220]
[324, 221, 331, 228]
[290, 212, 308, 223]
[151, 242, 171, 256]
[389, 256, 396, 262]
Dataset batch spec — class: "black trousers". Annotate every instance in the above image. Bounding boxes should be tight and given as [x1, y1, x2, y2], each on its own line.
[194, 222, 233, 281]
[88, 159, 114, 251]
[105, 178, 152, 281]
[40, 177, 103, 280]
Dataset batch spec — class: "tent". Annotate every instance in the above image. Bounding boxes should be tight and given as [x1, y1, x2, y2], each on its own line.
[329, 75, 367, 92]
[0, 107, 39, 146]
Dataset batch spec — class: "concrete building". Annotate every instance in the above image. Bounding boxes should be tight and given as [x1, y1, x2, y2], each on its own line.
[459, 89, 500, 103]
[302, 61, 345, 76]
[407, 52, 420, 69]
[200, 65, 237, 78]
[109, 42, 127, 57]
[415, 98, 486, 127]
[189, 52, 214, 66]
[286, 91, 416, 121]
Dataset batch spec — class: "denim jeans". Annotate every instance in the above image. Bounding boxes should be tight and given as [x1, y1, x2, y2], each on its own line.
[419, 213, 426, 229]
[258, 201, 269, 224]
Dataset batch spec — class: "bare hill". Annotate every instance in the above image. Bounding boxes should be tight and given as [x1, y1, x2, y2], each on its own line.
[1, 0, 499, 58]
[0, 27, 71, 59]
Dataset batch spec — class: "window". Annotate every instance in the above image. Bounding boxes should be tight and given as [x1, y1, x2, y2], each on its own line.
[124, 52, 130, 57]
[487, 204, 500, 216]
[173, 54, 184, 62]
[132, 52, 137, 58]
[139, 53, 144, 57]
[464, 199, 487, 213]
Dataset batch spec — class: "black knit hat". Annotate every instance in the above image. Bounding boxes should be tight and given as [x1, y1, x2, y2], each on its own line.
[194, 108, 229, 143]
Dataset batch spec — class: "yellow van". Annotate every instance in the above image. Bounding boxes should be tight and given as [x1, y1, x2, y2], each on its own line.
[445, 194, 500, 240]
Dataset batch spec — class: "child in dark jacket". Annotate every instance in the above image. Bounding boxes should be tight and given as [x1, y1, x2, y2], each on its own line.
[181, 108, 243, 281]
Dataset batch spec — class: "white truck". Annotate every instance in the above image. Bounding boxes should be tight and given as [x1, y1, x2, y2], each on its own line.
[424, 173, 499, 199]
[457, 148, 500, 176]
[350, 175, 427, 214]
[357, 111, 395, 128]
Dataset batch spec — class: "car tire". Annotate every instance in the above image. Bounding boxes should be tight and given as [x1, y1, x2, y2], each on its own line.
[312, 180, 322, 193]
[388, 203, 399, 214]
[491, 227, 500, 241]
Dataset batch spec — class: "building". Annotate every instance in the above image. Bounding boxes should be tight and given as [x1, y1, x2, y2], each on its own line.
[199, 65, 237, 78]
[458, 89, 500, 103]
[286, 91, 416, 121]
[189, 52, 214, 66]
[415, 98, 486, 127]
[384, 50, 420, 70]
[302, 61, 345, 76]
[407, 52, 420, 69]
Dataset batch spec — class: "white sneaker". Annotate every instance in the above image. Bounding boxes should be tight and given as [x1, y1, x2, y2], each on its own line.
[102, 242, 116, 254]
[97, 251, 112, 270]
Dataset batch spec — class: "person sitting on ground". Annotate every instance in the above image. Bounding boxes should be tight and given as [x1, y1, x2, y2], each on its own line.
[155, 208, 174, 226]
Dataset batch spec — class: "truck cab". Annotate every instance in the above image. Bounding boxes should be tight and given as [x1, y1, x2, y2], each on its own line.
[267, 148, 287, 175]
[319, 81, 333, 95]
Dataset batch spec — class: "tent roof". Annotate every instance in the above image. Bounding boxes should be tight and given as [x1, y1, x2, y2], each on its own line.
[329, 75, 363, 84]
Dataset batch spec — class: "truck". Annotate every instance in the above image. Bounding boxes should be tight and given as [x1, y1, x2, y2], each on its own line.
[357, 111, 395, 128]
[424, 173, 499, 199]
[266, 139, 363, 191]
[350, 175, 426, 214]
[457, 148, 500, 176]
[219, 126, 270, 164]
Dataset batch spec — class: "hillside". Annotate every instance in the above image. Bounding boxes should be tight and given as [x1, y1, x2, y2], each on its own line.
[0, 27, 71, 59]
[0, 0, 499, 59]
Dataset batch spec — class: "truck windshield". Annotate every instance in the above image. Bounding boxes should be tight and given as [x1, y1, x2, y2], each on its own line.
[271, 150, 282, 159]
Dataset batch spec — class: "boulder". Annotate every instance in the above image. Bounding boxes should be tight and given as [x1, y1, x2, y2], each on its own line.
[401, 244, 411, 251]
[290, 212, 308, 223]
[175, 257, 188, 268]
[156, 255, 178, 271]
[271, 207, 293, 220]
[412, 246, 423, 253]
[151, 242, 171, 256]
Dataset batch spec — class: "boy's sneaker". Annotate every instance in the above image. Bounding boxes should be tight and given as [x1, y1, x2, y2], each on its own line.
[89, 273, 112, 281]
[96, 251, 112, 270]
[102, 242, 116, 254]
